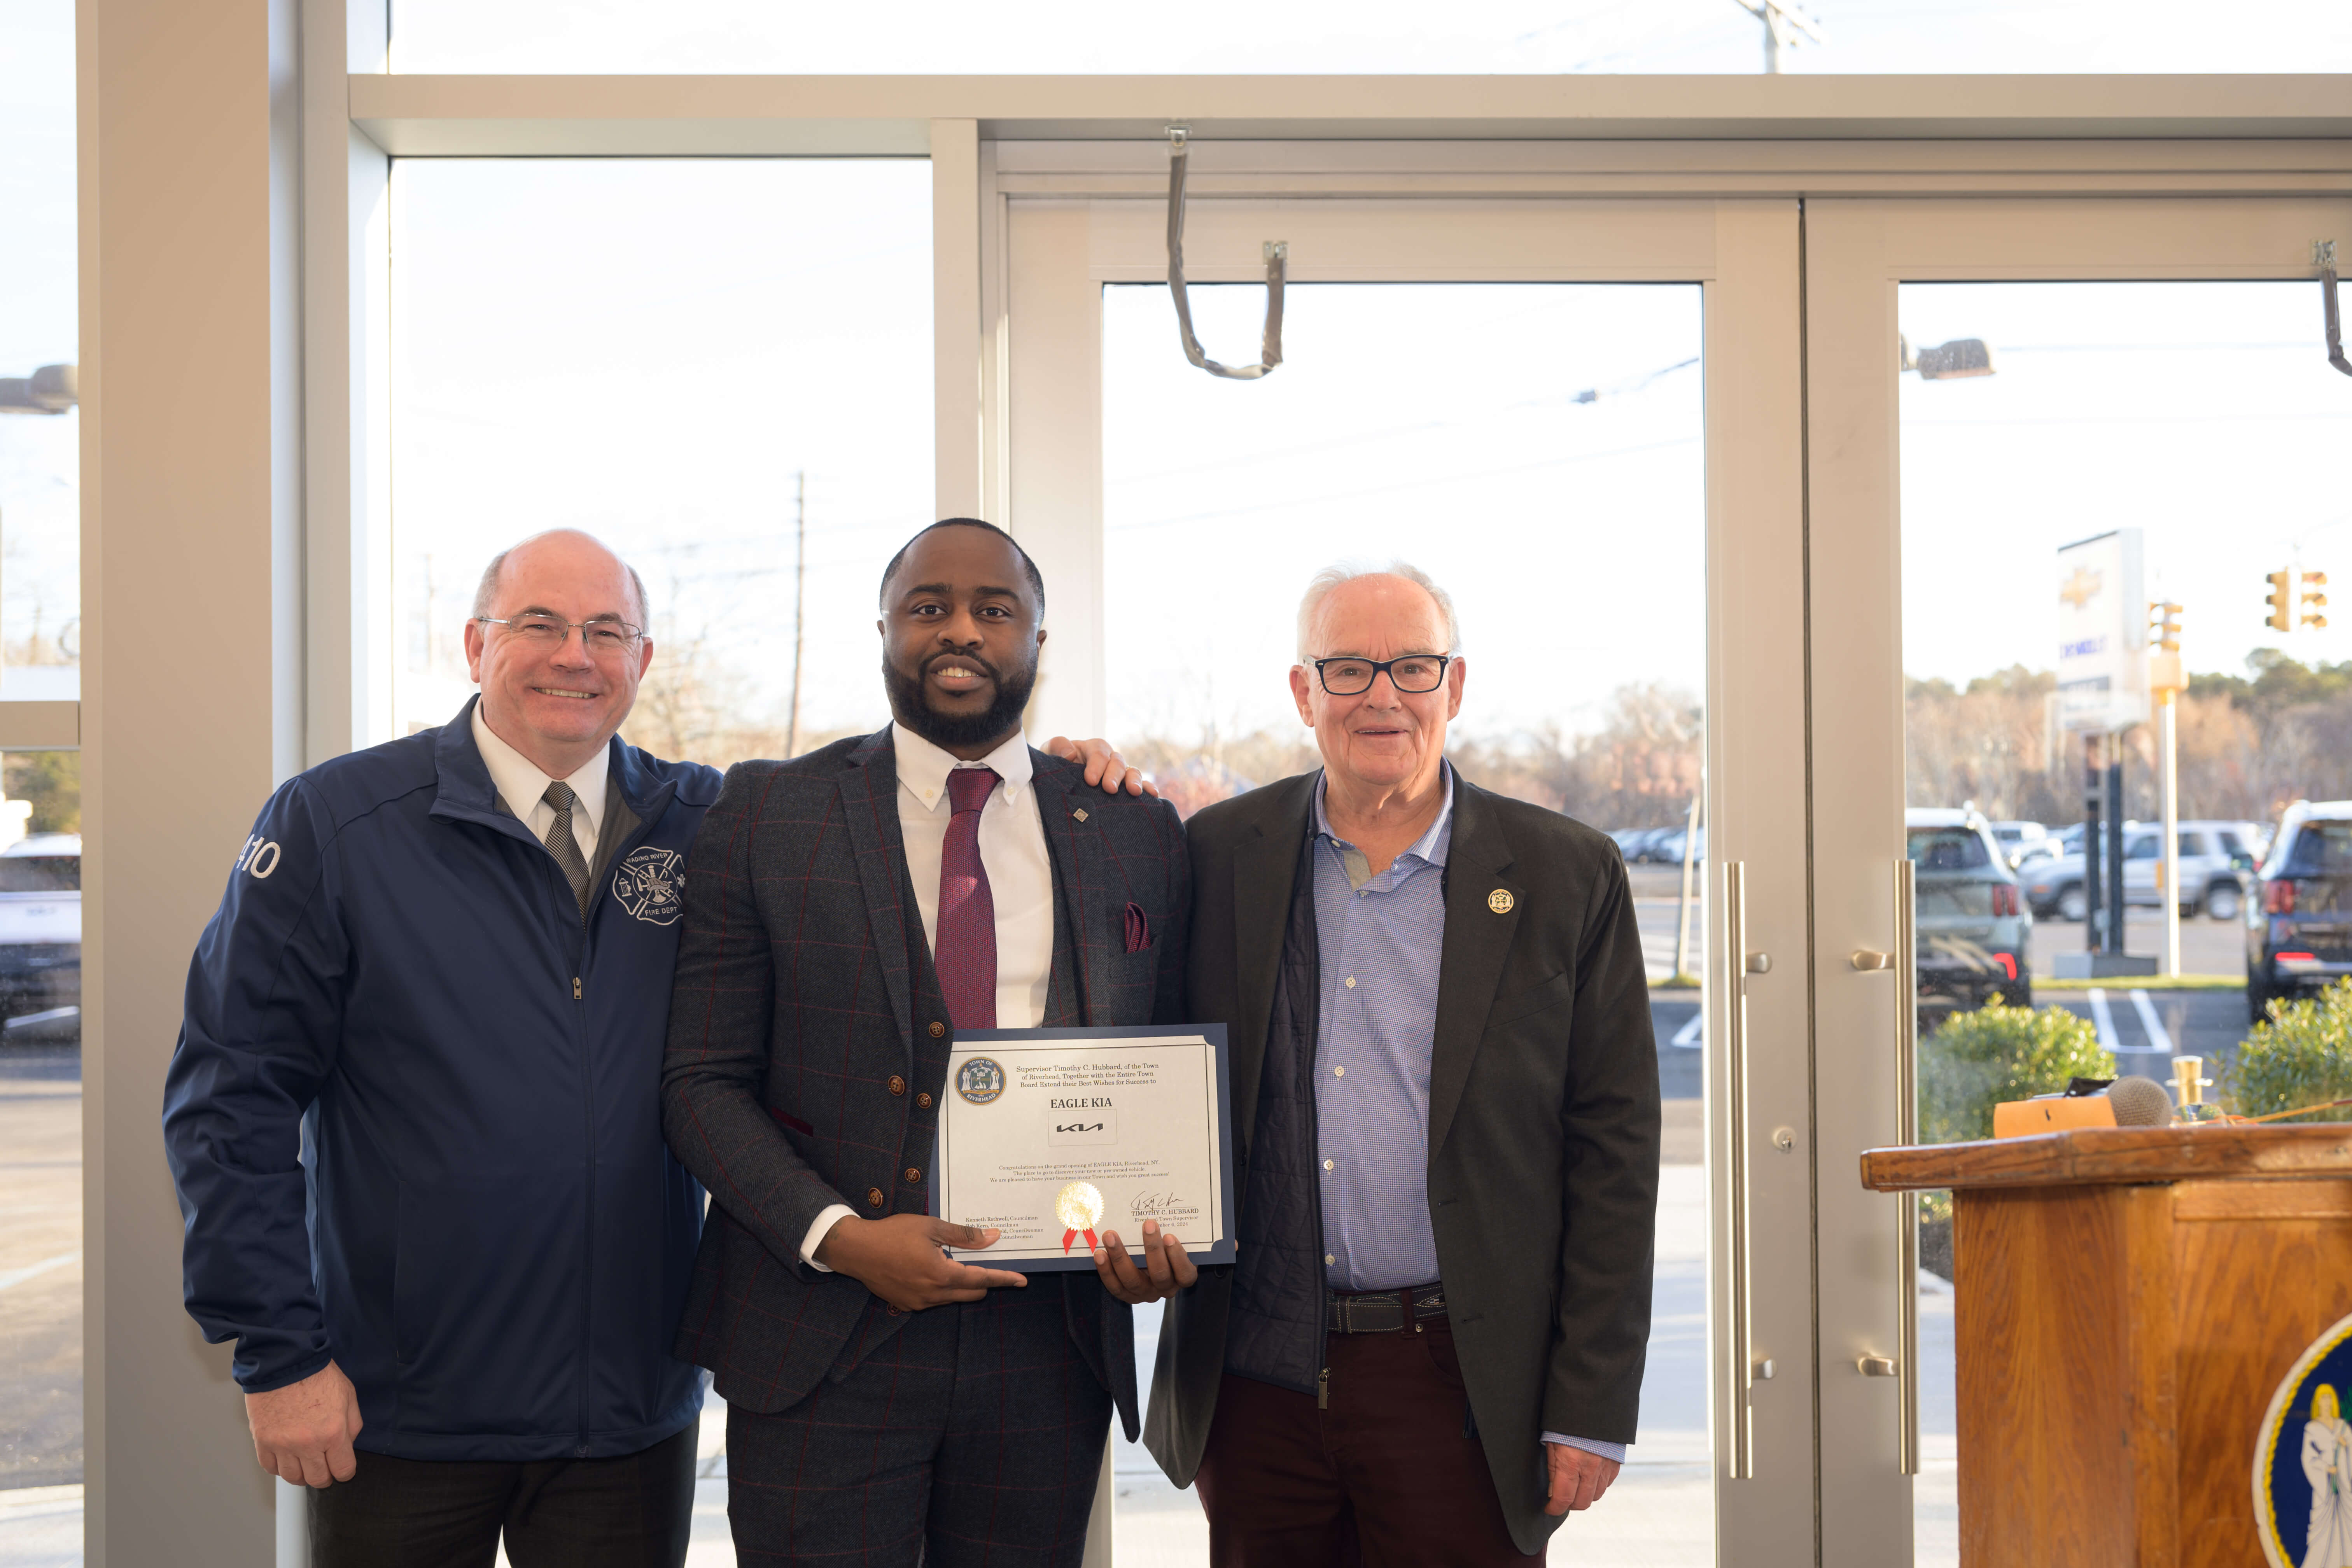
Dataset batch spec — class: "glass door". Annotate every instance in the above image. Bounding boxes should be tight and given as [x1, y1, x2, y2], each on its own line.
[1805, 194, 2352, 1567]
[1000, 181, 1813, 1566]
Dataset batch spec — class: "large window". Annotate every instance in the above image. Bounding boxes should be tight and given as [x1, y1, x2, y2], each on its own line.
[0, 0, 80, 701]
[1102, 280, 1713, 1562]
[1898, 279, 2352, 1564]
[389, 159, 934, 766]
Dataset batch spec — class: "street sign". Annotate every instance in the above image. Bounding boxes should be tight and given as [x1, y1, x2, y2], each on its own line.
[2056, 529, 2149, 735]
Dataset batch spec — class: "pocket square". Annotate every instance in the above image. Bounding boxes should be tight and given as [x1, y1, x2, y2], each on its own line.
[1124, 902, 1152, 954]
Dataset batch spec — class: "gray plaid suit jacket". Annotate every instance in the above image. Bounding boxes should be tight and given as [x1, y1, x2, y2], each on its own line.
[660, 727, 1190, 1437]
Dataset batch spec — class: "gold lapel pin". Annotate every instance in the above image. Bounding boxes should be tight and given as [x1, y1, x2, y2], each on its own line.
[1487, 889, 1514, 914]
[1073, 807, 1089, 822]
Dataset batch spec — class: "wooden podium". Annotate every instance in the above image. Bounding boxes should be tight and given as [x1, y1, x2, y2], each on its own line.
[1861, 1125, 2352, 1567]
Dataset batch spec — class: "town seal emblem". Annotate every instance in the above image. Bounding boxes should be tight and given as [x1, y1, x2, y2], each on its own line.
[2254, 1308, 2352, 1568]
[956, 1057, 1005, 1106]
[610, 845, 686, 926]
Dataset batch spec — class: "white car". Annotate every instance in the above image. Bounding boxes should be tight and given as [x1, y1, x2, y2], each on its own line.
[0, 832, 82, 1040]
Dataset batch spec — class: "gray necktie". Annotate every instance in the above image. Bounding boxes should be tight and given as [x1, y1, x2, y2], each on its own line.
[542, 781, 593, 919]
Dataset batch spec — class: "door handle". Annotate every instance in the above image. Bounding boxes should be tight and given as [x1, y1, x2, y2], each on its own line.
[1851, 861, 1923, 1475]
[1723, 860, 1765, 1480]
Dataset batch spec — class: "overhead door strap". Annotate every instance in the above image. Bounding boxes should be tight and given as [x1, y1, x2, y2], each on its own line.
[1165, 126, 1286, 381]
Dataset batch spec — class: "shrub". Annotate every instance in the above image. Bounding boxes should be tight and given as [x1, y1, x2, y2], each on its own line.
[2226, 977, 2352, 1123]
[1919, 998, 2116, 1146]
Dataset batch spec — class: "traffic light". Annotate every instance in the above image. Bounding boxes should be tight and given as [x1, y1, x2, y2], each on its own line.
[2148, 600, 2182, 651]
[2303, 570, 2330, 630]
[2266, 570, 2294, 632]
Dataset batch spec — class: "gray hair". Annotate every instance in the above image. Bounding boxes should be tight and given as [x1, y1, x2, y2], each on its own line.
[1295, 561, 1462, 662]
[473, 531, 651, 628]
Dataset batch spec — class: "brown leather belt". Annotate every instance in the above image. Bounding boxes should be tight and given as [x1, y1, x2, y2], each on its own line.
[1325, 1283, 1447, 1334]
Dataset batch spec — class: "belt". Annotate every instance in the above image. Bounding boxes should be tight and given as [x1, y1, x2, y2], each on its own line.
[1325, 1283, 1446, 1334]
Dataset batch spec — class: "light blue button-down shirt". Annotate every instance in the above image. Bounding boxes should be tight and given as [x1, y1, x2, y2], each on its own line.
[1310, 765, 1626, 1466]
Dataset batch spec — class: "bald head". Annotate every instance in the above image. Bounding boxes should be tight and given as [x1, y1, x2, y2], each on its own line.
[474, 530, 649, 630]
[462, 528, 657, 780]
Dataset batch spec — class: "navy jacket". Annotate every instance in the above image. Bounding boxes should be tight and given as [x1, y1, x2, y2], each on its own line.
[163, 699, 723, 1462]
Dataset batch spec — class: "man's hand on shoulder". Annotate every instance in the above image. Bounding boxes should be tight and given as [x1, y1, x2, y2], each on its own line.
[1092, 1220, 1199, 1304]
[245, 1358, 362, 1488]
[1043, 736, 1161, 799]
[815, 1214, 1031, 1311]
[1543, 1441, 1620, 1515]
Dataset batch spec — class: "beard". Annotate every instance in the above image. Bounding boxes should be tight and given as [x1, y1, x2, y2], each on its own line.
[884, 648, 1039, 752]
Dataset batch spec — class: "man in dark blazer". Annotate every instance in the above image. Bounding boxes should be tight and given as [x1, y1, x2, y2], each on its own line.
[662, 518, 1197, 1567]
[1144, 564, 1661, 1565]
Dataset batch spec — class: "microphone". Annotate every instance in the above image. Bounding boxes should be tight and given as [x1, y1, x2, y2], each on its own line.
[1990, 1075, 2173, 1138]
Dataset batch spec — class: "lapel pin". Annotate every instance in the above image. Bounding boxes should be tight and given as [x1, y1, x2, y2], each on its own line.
[1073, 807, 1089, 822]
[1487, 889, 1514, 914]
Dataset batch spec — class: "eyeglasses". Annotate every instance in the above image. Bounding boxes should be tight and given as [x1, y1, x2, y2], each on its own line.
[1309, 654, 1453, 696]
[475, 614, 645, 655]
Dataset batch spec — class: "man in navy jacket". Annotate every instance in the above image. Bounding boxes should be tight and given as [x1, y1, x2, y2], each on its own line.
[163, 529, 1145, 1568]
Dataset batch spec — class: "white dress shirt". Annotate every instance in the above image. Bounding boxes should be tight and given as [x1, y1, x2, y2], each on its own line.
[802, 724, 1059, 1270]
[472, 704, 610, 861]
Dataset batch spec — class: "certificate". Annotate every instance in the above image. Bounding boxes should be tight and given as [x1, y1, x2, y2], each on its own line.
[934, 1025, 1236, 1273]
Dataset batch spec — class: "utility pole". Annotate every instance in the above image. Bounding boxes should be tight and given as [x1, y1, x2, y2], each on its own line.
[2150, 600, 2185, 978]
[785, 469, 807, 756]
[1730, 0, 1825, 73]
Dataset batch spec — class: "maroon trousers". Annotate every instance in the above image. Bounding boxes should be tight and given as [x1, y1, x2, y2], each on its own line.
[1192, 1316, 1542, 1568]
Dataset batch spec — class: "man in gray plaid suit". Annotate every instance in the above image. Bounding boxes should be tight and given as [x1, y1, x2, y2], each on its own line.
[661, 518, 1197, 1566]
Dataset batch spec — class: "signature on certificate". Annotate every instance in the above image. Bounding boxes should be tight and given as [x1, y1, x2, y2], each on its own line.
[1127, 1190, 1186, 1219]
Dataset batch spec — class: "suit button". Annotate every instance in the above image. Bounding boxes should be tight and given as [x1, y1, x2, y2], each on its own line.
[904, 1167, 923, 1185]
[888, 1075, 906, 1096]
[929, 1021, 946, 1038]
[866, 1187, 886, 1208]
[887, 1305, 903, 1316]
[916, 1093, 933, 1110]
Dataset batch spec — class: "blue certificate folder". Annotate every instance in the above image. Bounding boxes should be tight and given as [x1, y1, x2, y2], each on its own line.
[931, 1024, 1237, 1275]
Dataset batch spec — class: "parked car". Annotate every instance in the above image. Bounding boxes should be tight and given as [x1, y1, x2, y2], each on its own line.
[1644, 825, 1706, 867]
[1607, 828, 1654, 860]
[2018, 821, 2261, 922]
[1907, 807, 2032, 1010]
[2246, 801, 2352, 1023]
[1988, 820, 2049, 869]
[0, 832, 81, 1041]
[1625, 826, 1681, 863]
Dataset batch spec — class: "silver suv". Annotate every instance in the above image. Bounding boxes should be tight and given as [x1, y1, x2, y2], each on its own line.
[2020, 820, 2264, 922]
[1908, 808, 2033, 1010]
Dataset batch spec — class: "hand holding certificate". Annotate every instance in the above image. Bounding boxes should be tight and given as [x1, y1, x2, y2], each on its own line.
[935, 1026, 1237, 1288]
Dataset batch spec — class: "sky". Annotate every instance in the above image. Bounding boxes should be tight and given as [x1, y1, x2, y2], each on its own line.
[387, 158, 935, 738]
[0, 0, 81, 686]
[1102, 282, 1704, 750]
[1899, 282, 2352, 686]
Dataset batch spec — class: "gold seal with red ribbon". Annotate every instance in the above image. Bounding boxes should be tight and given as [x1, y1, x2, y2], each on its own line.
[1057, 1180, 1105, 1255]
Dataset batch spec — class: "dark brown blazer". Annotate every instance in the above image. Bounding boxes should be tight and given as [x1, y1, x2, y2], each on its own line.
[1143, 769, 1661, 1554]
[660, 728, 1189, 1437]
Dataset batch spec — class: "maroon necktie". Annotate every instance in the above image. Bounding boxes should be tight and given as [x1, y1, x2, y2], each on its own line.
[935, 766, 1001, 1031]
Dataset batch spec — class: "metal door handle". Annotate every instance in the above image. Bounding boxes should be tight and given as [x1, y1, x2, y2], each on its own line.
[1890, 861, 1921, 1475]
[1724, 860, 1761, 1480]
[1850, 862, 1920, 1475]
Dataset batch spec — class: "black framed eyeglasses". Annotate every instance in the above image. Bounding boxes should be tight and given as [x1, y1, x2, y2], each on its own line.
[475, 614, 645, 656]
[1309, 654, 1453, 696]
